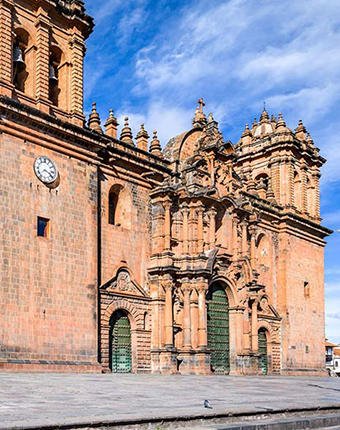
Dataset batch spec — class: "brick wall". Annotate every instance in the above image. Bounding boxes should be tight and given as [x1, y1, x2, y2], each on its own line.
[0, 131, 98, 365]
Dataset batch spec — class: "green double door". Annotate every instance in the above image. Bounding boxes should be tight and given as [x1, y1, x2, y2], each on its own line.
[258, 328, 268, 375]
[110, 310, 132, 373]
[207, 284, 230, 374]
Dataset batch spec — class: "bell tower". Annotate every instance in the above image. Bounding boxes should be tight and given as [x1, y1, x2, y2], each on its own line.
[0, 0, 93, 126]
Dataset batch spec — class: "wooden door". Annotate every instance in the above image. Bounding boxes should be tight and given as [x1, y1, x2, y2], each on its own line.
[207, 284, 230, 374]
[110, 310, 132, 373]
[258, 328, 268, 375]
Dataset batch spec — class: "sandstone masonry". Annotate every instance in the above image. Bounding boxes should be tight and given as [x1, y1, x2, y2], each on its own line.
[0, 0, 332, 375]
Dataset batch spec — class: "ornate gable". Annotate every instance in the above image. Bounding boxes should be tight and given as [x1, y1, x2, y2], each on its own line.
[100, 269, 147, 297]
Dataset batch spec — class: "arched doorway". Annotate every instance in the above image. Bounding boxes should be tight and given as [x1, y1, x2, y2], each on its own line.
[258, 328, 268, 375]
[109, 310, 132, 373]
[207, 283, 230, 374]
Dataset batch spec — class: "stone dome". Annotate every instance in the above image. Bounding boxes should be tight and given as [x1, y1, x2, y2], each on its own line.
[252, 108, 276, 137]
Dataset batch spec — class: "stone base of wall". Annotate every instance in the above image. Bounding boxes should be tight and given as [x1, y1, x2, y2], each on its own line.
[281, 368, 327, 376]
[236, 354, 260, 375]
[0, 359, 102, 373]
[151, 349, 179, 374]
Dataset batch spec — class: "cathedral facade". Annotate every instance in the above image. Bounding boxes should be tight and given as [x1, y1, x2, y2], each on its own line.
[0, 0, 332, 375]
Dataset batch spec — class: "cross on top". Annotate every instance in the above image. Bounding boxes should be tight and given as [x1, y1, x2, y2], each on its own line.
[197, 98, 205, 113]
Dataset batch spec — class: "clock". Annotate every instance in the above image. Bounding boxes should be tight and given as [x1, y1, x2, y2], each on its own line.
[34, 156, 58, 184]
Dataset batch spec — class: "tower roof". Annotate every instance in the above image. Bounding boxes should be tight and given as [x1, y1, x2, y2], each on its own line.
[253, 108, 275, 137]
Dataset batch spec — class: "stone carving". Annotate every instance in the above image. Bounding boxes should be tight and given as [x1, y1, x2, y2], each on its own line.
[117, 270, 131, 291]
[108, 270, 140, 295]
[260, 296, 270, 314]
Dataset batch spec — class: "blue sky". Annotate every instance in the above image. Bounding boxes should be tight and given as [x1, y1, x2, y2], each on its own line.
[84, 0, 340, 343]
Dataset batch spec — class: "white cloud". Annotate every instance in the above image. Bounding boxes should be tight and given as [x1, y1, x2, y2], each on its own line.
[116, 102, 193, 145]
[325, 280, 340, 342]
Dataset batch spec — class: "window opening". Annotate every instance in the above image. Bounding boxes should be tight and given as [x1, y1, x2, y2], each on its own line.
[37, 217, 50, 238]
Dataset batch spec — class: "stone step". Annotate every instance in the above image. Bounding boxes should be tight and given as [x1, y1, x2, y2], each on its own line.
[181, 414, 340, 430]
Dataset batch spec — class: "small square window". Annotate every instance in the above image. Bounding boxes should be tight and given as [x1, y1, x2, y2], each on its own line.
[37, 217, 50, 238]
[305, 345, 309, 354]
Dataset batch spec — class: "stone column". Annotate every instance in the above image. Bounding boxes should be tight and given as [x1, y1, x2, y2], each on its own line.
[164, 282, 173, 348]
[163, 200, 171, 251]
[188, 204, 197, 254]
[249, 227, 256, 270]
[232, 214, 238, 257]
[241, 222, 248, 257]
[0, 0, 14, 96]
[208, 207, 217, 249]
[243, 307, 251, 352]
[301, 164, 308, 214]
[198, 284, 207, 349]
[287, 158, 294, 207]
[34, 8, 51, 112]
[312, 171, 321, 219]
[251, 299, 258, 352]
[190, 289, 198, 350]
[69, 34, 86, 126]
[182, 282, 192, 350]
[197, 205, 205, 254]
[182, 204, 189, 255]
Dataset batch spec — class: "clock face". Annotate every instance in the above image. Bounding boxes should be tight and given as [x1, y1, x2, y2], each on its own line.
[34, 156, 58, 184]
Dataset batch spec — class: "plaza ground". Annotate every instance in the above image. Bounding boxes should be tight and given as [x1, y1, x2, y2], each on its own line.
[1, 374, 340, 429]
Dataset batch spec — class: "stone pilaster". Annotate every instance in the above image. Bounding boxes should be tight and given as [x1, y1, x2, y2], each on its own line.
[301, 163, 308, 214]
[208, 206, 217, 249]
[197, 205, 205, 254]
[0, 0, 14, 96]
[251, 299, 258, 352]
[163, 200, 171, 251]
[270, 158, 281, 204]
[163, 280, 174, 348]
[181, 204, 189, 255]
[69, 34, 85, 125]
[287, 158, 295, 207]
[182, 281, 192, 350]
[249, 226, 257, 271]
[35, 9, 51, 112]
[312, 171, 321, 219]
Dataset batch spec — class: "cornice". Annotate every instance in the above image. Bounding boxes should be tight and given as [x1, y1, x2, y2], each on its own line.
[0, 95, 171, 177]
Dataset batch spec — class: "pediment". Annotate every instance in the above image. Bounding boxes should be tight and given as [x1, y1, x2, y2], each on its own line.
[258, 295, 280, 319]
[100, 269, 147, 297]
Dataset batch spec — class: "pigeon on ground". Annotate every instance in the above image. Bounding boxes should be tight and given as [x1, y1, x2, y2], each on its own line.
[204, 399, 213, 409]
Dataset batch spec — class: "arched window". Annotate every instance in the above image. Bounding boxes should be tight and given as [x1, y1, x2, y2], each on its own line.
[13, 28, 30, 93]
[108, 184, 132, 229]
[49, 46, 63, 107]
[108, 189, 119, 225]
[255, 174, 269, 199]
[143, 312, 149, 330]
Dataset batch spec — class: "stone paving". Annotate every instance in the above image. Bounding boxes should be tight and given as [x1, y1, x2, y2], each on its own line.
[0, 374, 340, 429]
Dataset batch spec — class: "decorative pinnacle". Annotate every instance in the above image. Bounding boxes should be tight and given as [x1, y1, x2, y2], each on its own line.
[136, 123, 149, 139]
[306, 131, 314, 145]
[260, 105, 269, 123]
[150, 130, 163, 158]
[242, 123, 252, 138]
[88, 102, 103, 134]
[120, 116, 134, 145]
